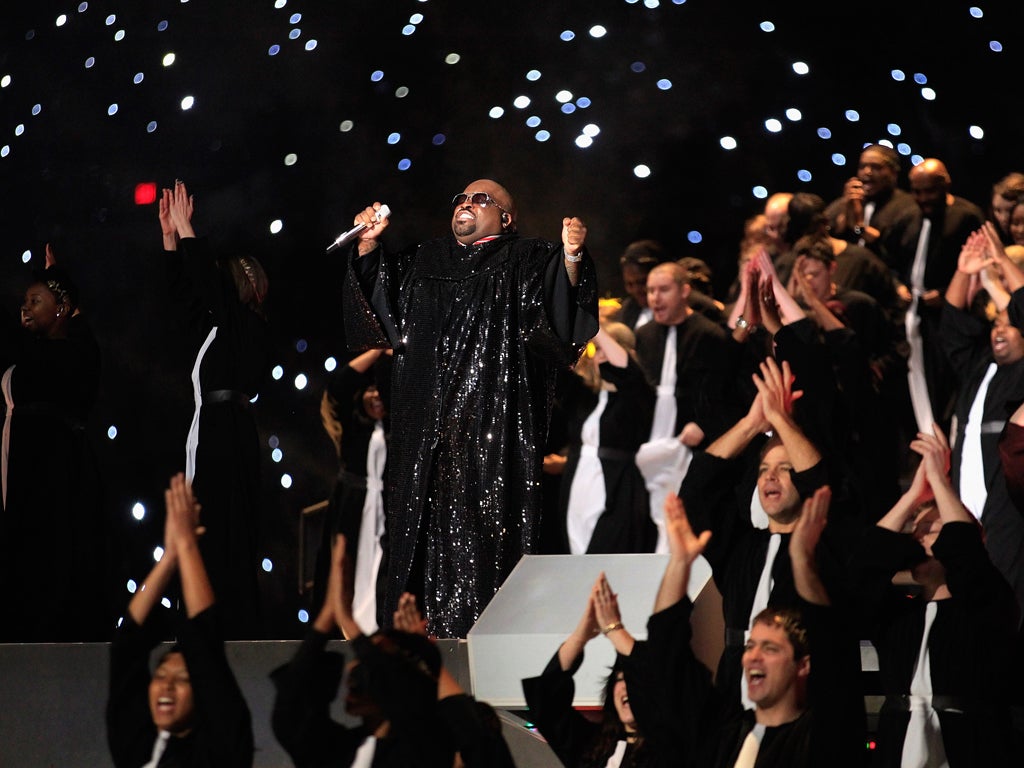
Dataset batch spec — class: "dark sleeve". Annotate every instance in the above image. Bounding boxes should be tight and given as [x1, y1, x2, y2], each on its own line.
[1006, 285, 1024, 332]
[802, 601, 867, 767]
[174, 238, 241, 328]
[349, 633, 444, 743]
[598, 356, 656, 431]
[625, 599, 716, 765]
[325, 360, 373, 407]
[270, 630, 362, 768]
[849, 526, 926, 627]
[521, 649, 601, 768]
[940, 300, 986, 379]
[680, 450, 751, 579]
[4, 316, 100, 416]
[164, 246, 211, 336]
[772, 319, 840, 448]
[792, 460, 829, 500]
[177, 606, 253, 768]
[998, 422, 1024, 513]
[542, 246, 599, 350]
[341, 243, 401, 351]
[438, 695, 516, 768]
[932, 521, 1020, 621]
[106, 615, 162, 768]
[516, 243, 598, 369]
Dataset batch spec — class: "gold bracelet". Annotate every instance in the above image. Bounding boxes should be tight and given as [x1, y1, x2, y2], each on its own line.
[601, 621, 623, 635]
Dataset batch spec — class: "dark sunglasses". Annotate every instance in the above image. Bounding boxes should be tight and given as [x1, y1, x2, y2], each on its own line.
[451, 192, 510, 215]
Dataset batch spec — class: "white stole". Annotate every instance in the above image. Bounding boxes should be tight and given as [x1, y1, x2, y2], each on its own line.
[1, 364, 15, 507]
[634, 307, 653, 330]
[900, 602, 949, 768]
[351, 735, 377, 768]
[732, 723, 765, 768]
[959, 363, 997, 521]
[650, 325, 678, 441]
[638, 325, 694, 552]
[141, 730, 170, 768]
[905, 218, 935, 434]
[604, 739, 627, 768]
[353, 421, 387, 633]
[185, 327, 218, 484]
[566, 391, 609, 554]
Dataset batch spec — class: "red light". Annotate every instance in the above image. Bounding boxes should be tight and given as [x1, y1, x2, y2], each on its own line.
[134, 182, 157, 205]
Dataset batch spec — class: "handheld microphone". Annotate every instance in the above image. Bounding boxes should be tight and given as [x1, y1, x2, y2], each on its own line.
[326, 204, 391, 253]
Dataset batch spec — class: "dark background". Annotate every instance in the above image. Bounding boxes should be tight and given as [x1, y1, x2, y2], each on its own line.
[1, 0, 1021, 636]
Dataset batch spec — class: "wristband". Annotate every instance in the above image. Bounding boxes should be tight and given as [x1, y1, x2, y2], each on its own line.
[601, 621, 624, 635]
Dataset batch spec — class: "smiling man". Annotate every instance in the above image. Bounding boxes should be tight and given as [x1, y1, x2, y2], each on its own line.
[635, 261, 738, 445]
[940, 243, 1024, 616]
[341, 179, 598, 637]
[638, 487, 864, 768]
[680, 358, 844, 711]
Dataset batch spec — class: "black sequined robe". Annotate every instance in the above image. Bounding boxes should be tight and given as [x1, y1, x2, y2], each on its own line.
[344, 233, 597, 637]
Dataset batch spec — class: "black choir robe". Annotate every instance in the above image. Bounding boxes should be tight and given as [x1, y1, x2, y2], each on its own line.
[852, 523, 1019, 767]
[644, 597, 864, 768]
[0, 309, 104, 641]
[559, 356, 655, 554]
[680, 449, 842, 705]
[634, 312, 740, 444]
[343, 233, 598, 637]
[166, 238, 270, 638]
[942, 292, 1024, 614]
[106, 606, 254, 768]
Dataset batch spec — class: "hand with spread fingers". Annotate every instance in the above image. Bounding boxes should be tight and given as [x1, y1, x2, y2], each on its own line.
[393, 592, 429, 636]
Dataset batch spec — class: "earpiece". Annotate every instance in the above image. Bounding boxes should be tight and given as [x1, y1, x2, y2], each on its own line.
[501, 213, 510, 225]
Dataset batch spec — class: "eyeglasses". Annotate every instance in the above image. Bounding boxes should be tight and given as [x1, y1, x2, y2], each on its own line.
[451, 192, 510, 215]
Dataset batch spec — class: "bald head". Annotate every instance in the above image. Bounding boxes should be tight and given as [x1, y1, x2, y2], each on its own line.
[451, 178, 517, 244]
[764, 192, 793, 248]
[909, 158, 952, 217]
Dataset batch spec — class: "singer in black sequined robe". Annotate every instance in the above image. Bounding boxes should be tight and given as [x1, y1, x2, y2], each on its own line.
[343, 217, 597, 637]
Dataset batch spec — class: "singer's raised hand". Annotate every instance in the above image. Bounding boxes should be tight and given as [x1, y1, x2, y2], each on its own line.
[354, 203, 389, 255]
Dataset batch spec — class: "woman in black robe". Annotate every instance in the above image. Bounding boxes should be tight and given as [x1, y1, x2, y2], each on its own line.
[0, 250, 103, 641]
[559, 322, 655, 555]
[161, 180, 270, 638]
[106, 473, 253, 768]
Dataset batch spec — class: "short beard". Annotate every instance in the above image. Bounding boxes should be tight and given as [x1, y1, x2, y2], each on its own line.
[452, 220, 477, 238]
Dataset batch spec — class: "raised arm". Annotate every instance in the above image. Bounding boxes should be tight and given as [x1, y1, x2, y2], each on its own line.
[167, 180, 196, 240]
[556, 580, 602, 671]
[705, 389, 770, 460]
[728, 258, 762, 341]
[946, 229, 994, 310]
[352, 203, 391, 257]
[653, 493, 712, 613]
[315, 533, 364, 640]
[757, 247, 805, 327]
[789, 486, 832, 606]
[984, 221, 1024, 294]
[593, 572, 636, 657]
[753, 357, 820, 471]
[164, 473, 214, 618]
[159, 188, 178, 251]
[126, 515, 179, 627]
[392, 592, 465, 699]
[591, 325, 629, 368]
[911, 425, 972, 525]
[561, 216, 586, 287]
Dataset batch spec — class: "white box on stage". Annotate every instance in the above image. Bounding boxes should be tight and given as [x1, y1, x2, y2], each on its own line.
[466, 553, 718, 708]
